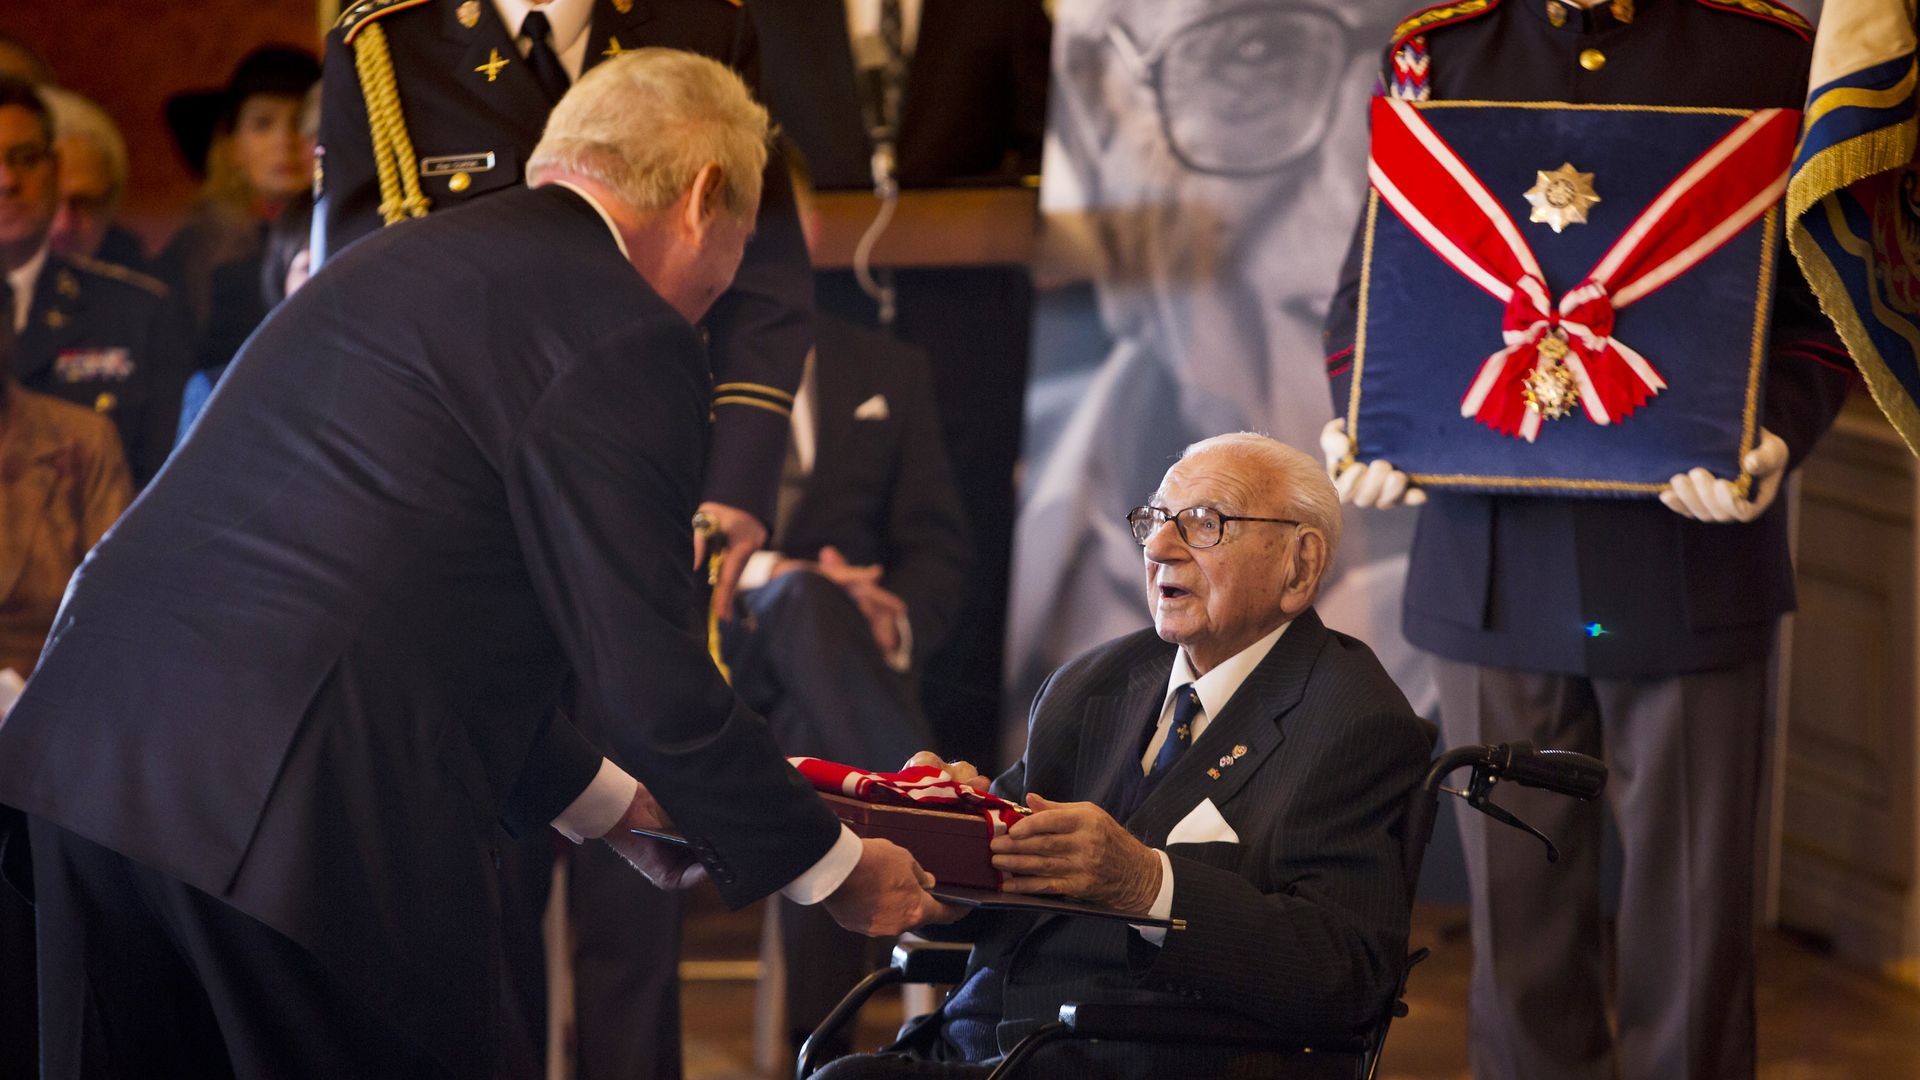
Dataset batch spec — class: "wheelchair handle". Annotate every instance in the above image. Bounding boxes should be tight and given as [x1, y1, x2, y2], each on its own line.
[1423, 742, 1605, 799]
[1491, 742, 1606, 800]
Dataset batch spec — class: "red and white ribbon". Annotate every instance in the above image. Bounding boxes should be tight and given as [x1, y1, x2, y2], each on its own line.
[1367, 97, 1799, 440]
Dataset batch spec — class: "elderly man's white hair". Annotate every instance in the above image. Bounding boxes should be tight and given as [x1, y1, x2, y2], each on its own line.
[528, 49, 768, 218]
[1179, 432, 1344, 556]
[42, 86, 128, 201]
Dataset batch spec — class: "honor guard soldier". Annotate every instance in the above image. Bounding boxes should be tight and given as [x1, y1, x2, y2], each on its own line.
[1321, 2, 1855, 1078]
[1, 76, 192, 488]
[316, 0, 813, 582]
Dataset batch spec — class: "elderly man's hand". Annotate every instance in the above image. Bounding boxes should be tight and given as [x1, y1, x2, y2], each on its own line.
[990, 794, 1162, 914]
[691, 501, 768, 623]
[903, 750, 989, 793]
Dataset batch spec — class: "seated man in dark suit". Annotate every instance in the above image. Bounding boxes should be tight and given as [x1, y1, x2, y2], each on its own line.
[816, 432, 1435, 1078]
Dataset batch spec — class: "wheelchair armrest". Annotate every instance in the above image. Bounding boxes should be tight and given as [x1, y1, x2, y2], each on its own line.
[891, 939, 972, 984]
[1056, 1000, 1367, 1054]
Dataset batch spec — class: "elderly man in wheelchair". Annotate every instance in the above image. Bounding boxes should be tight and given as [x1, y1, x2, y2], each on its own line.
[801, 434, 1603, 1080]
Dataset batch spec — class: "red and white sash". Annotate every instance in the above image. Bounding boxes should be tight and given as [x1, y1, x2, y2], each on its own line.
[1367, 98, 1799, 441]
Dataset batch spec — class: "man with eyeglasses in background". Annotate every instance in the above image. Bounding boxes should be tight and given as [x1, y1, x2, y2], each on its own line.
[0, 76, 191, 488]
[809, 433, 1432, 1079]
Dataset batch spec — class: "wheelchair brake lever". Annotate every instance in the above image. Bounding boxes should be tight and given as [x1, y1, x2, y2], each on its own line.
[1442, 764, 1562, 863]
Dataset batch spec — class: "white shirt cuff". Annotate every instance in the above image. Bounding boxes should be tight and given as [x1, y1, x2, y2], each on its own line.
[1133, 849, 1175, 946]
[781, 823, 863, 904]
[738, 550, 783, 593]
[552, 758, 639, 843]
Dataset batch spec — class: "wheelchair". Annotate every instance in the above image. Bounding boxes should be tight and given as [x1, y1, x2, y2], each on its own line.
[796, 741, 1606, 1080]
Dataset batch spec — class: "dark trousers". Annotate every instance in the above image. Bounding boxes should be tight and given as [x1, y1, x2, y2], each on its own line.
[28, 816, 452, 1079]
[732, 569, 932, 774]
[1435, 657, 1768, 1080]
[568, 839, 685, 1080]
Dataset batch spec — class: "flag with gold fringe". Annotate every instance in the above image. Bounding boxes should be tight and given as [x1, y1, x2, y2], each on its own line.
[1788, 0, 1920, 454]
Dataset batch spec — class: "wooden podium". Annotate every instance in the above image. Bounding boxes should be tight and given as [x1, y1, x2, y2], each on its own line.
[810, 187, 1040, 269]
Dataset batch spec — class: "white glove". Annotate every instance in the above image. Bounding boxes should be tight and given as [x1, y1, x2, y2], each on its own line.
[1320, 418, 1427, 509]
[1658, 428, 1788, 523]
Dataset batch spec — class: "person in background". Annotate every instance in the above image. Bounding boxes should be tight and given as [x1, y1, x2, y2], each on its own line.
[157, 46, 318, 364]
[173, 190, 314, 447]
[0, 271, 134, 1080]
[41, 87, 150, 274]
[2, 76, 191, 486]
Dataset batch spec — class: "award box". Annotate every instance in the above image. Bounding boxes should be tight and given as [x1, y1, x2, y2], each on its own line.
[821, 792, 1000, 890]
[1346, 99, 1800, 497]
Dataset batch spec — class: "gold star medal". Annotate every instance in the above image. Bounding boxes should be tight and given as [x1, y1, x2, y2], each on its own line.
[1522, 331, 1581, 421]
[1525, 163, 1600, 233]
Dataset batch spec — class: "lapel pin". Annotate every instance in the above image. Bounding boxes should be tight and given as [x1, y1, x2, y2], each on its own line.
[1217, 754, 1234, 769]
[475, 48, 510, 83]
[457, 0, 480, 28]
[1206, 767, 1221, 780]
[1232, 744, 1248, 759]
[56, 270, 79, 299]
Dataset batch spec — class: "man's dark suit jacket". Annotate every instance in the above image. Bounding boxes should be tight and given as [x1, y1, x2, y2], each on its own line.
[0, 185, 840, 1076]
[776, 315, 969, 666]
[924, 611, 1433, 1073]
[315, 0, 813, 524]
[751, 0, 1050, 190]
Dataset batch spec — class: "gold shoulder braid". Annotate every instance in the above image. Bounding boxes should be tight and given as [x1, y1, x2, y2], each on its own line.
[343, 6, 433, 226]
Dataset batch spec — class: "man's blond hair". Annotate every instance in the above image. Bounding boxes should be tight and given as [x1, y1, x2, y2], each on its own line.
[528, 49, 769, 217]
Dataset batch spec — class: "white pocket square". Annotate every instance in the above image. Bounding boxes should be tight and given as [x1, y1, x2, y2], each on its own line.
[1166, 798, 1240, 846]
[853, 393, 890, 420]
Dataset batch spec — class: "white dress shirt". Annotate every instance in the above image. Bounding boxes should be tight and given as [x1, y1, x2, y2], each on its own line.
[490, 0, 593, 79]
[7, 241, 48, 333]
[1134, 619, 1292, 945]
[544, 181, 863, 904]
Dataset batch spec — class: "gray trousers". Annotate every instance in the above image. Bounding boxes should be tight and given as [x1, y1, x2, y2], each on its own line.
[1434, 657, 1768, 1080]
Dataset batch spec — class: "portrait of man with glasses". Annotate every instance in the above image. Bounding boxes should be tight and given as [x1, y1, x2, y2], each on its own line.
[1008, 0, 1432, 735]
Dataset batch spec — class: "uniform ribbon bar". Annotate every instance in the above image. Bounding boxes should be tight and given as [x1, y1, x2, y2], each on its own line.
[1368, 98, 1801, 440]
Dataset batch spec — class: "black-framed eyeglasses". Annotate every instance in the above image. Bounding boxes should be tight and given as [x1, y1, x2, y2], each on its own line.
[1127, 505, 1301, 549]
[1104, 3, 1358, 177]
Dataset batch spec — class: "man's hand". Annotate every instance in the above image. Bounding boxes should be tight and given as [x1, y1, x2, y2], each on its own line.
[1659, 428, 1788, 523]
[1320, 418, 1426, 509]
[776, 546, 910, 657]
[601, 782, 708, 891]
[692, 501, 768, 622]
[990, 794, 1162, 914]
[903, 750, 990, 793]
[822, 837, 965, 935]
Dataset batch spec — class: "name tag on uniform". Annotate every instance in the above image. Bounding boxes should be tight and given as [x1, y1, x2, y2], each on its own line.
[420, 152, 496, 177]
[54, 347, 133, 382]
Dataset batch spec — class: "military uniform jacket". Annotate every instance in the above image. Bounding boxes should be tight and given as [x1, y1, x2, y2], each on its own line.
[14, 253, 192, 488]
[316, 0, 813, 524]
[0, 186, 839, 1075]
[923, 614, 1433, 1073]
[1322, 0, 1856, 677]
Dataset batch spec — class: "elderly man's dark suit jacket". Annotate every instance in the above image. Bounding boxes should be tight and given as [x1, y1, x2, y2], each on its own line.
[920, 611, 1433, 1073]
[316, 0, 813, 523]
[0, 184, 840, 1076]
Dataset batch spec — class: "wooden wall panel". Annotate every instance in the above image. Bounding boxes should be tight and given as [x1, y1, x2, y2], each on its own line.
[1, 2, 322, 253]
